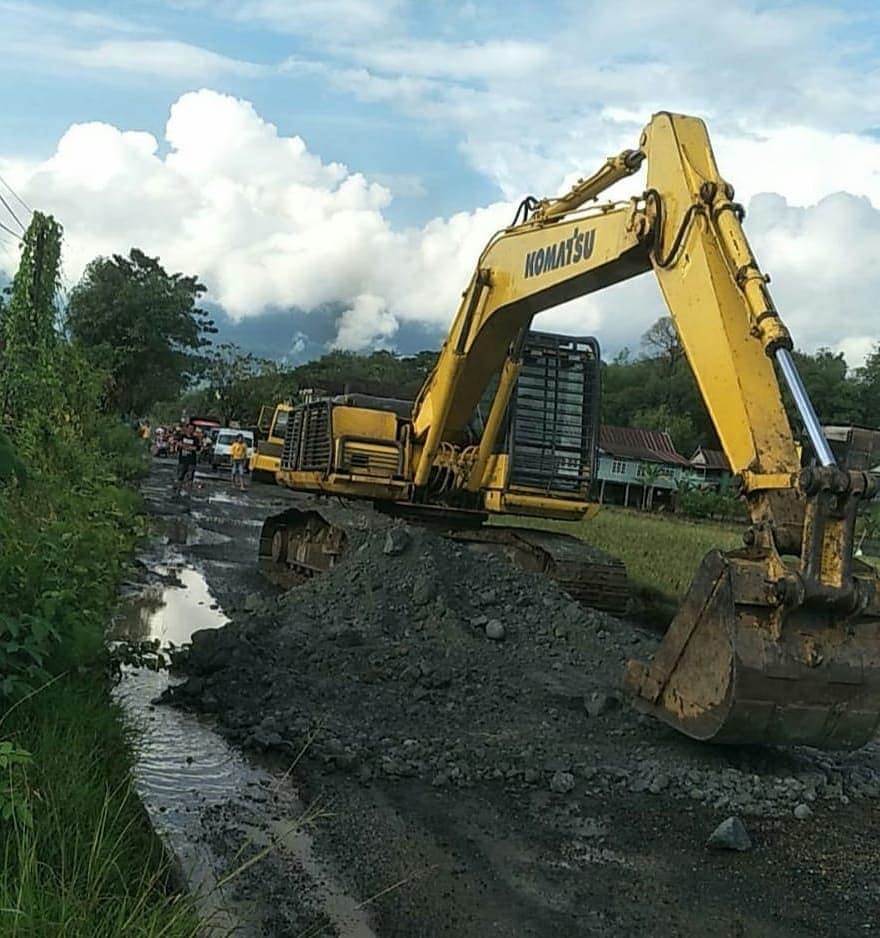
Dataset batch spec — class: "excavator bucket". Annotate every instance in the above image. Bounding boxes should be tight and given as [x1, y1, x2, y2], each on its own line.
[626, 548, 880, 749]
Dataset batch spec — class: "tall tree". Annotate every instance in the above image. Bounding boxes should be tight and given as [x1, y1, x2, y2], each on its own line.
[641, 316, 683, 370]
[603, 316, 716, 449]
[66, 249, 214, 416]
[0, 211, 63, 425]
[854, 343, 880, 427]
[786, 348, 861, 427]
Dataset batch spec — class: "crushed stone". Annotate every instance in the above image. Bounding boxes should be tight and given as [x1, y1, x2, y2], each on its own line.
[167, 508, 880, 819]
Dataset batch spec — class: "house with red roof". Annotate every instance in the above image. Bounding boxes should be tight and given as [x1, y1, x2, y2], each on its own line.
[596, 425, 692, 509]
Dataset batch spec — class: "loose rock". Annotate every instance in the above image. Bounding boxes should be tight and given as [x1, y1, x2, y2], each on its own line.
[707, 816, 752, 852]
[383, 527, 411, 555]
[550, 771, 576, 794]
[585, 691, 619, 718]
[485, 620, 505, 641]
[243, 592, 261, 612]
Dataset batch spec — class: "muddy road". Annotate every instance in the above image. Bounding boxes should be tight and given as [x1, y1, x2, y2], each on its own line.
[128, 459, 880, 937]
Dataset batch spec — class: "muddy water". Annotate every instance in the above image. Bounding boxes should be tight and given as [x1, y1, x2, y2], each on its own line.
[112, 514, 376, 937]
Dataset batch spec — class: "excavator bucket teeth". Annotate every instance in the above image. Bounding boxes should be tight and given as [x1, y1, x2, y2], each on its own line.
[625, 550, 880, 750]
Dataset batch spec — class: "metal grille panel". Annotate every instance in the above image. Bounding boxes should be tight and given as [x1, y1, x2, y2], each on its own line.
[280, 408, 302, 471]
[507, 332, 600, 493]
[280, 403, 332, 473]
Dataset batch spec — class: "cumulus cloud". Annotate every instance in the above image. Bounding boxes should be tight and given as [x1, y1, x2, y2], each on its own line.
[334, 295, 398, 350]
[0, 90, 511, 348]
[745, 192, 880, 361]
[2, 87, 879, 365]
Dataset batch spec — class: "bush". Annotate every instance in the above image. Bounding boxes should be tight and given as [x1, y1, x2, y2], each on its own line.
[675, 480, 747, 523]
[0, 427, 145, 696]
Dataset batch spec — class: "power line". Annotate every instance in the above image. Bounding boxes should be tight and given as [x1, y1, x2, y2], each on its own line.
[0, 192, 24, 233]
[0, 218, 21, 240]
[0, 172, 31, 215]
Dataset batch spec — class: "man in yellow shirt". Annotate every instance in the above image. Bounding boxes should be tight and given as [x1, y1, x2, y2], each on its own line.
[230, 434, 248, 491]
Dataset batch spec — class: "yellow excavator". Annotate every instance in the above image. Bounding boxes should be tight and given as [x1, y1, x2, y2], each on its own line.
[250, 403, 293, 482]
[260, 112, 880, 750]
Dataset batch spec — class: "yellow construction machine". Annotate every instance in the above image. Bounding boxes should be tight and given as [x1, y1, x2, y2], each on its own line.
[250, 403, 292, 482]
[260, 112, 880, 750]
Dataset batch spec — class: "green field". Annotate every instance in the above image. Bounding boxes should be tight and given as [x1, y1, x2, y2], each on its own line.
[497, 507, 743, 621]
[501, 506, 880, 621]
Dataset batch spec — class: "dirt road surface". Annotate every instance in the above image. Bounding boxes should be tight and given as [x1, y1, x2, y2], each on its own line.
[136, 459, 880, 937]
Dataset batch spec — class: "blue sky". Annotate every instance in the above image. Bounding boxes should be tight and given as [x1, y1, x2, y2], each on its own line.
[0, 0, 508, 224]
[2, 0, 880, 363]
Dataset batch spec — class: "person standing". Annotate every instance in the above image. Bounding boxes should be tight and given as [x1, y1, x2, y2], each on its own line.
[229, 433, 248, 491]
[174, 422, 201, 497]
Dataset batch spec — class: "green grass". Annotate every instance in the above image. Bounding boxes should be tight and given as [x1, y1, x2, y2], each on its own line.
[0, 679, 199, 938]
[497, 506, 743, 622]
[0, 432, 199, 937]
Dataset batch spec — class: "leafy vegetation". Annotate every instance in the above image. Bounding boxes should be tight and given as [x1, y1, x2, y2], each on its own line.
[0, 680, 196, 937]
[66, 249, 215, 417]
[675, 479, 748, 523]
[0, 215, 197, 936]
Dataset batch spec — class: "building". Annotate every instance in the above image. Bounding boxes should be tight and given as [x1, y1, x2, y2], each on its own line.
[596, 425, 691, 509]
[689, 446, 732, 487]
[822, 426, 880, 473]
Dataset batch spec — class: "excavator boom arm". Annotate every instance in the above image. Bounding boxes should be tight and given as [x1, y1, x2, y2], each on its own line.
[412, 113, 804, 499]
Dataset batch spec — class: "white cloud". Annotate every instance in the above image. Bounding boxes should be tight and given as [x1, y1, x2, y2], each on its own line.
[3, 79, 880, 367]
[0, 1, 143, 35]
[276, 0, 880, 214]
[0, 90, 509, 340]
[348, 38, 550, 81]
[745, 192, 880, 365]
[68, 40, 265, 79]
[333, 294, 398, 350]
[191, 0, 404, 41]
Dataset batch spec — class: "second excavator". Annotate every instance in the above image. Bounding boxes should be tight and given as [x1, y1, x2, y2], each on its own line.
[259, 112, 880, 751]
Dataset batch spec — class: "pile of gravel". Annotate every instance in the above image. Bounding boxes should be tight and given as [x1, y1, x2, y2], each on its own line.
[168, 511, 880, 818]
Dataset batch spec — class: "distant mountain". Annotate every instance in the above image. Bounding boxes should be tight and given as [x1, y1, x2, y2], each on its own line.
[206, 302, 445, 364]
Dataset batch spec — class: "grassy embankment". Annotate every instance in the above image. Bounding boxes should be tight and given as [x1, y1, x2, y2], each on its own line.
[0, 426, 198, 938]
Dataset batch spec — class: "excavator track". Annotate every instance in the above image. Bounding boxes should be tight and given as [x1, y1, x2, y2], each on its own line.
[450, 527, 629, 613]
[258, 506, 630, 613]
[258, 508, 349, 588]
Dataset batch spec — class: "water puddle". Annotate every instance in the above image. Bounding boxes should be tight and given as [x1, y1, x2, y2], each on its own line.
[112, 534, 376, 937]
[111, 567, 227, 647]
[207, 490, 252, 507]
[155, 517, 231, 548]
